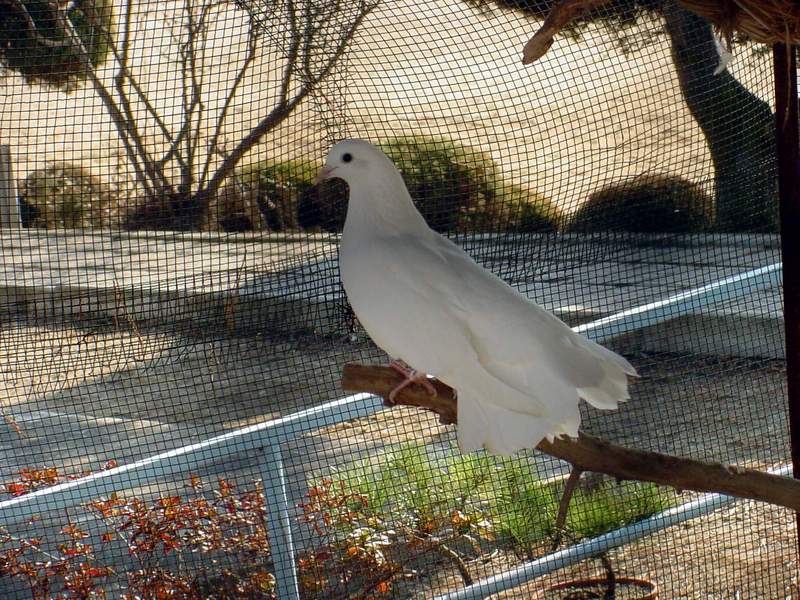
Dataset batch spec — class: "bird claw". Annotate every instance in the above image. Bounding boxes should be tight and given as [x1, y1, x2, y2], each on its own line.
[387, 360, 437, 405]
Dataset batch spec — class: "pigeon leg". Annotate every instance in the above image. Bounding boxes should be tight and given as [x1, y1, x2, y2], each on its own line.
[387, 359, 438, 404]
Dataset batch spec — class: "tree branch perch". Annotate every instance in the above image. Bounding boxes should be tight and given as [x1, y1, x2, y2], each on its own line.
[341, 363, 800, 513]
[522, 0, 612, 64]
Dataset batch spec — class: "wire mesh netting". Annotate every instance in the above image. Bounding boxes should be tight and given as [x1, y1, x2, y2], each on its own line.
[0, 0, 796, 597]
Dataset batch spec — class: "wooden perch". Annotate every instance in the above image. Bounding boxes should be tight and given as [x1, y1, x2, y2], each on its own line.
[342, 363, 800, 513]
[522, 0, 612, 64]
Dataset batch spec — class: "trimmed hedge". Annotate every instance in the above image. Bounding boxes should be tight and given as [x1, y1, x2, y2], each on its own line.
[568, 174, 714, 233]
[502, 184, 560, 233]
[211, 137, 558, 234]
[380, 136, 501, 232]
[297, 177, 349, 232]
[19, 162, 117, 228]
[298, 136, 559, 233]
[208, 160, 318, 232]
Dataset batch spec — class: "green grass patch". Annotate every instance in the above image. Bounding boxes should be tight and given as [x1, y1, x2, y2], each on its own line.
[319, 442, 677, 553]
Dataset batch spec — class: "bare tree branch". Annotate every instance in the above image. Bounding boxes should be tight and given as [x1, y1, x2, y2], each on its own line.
[82, 0, 187, 176]
[341, 363, 800, 513]
[199, 13, 261, 188]
[117, 41, 184, 172]
[278, 0, 302, 105]
[198, 93, 303, 204]
[199, 0, 376, 206]
[299, 0, 318, 82]
[98, 4, 171, 193]
[305, 0, 376, 88]
[118, 0, 133, 69]
[28, 0, 375, 226]
[180, 0, 200, 193]
[43, 1, 173, 201]
[188, 1, 227, 161]
[435, 542, 474, 586]
[51, 1, 158, 199]
[155, 127, 190, 170]
[521, 0, 612, 64]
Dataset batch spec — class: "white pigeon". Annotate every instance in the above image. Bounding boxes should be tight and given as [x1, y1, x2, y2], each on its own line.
[317, 139, 637, 455]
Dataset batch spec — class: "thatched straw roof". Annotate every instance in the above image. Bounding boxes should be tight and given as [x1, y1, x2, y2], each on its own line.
[522, 0, 800, 65]
[677, 0, 800, 44]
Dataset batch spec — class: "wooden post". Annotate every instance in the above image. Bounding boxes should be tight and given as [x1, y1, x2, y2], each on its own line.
[773, 43, 800, 553]
[0, 145, 20, 228]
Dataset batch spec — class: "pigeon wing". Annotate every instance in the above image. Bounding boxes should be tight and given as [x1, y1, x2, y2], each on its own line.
[376, 233, 636, 418]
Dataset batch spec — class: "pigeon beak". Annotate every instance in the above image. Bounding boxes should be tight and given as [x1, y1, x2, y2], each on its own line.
[314, 165, 336, 184]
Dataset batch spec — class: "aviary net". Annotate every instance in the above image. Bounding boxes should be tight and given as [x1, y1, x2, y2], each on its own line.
[0, 0, 794, 597]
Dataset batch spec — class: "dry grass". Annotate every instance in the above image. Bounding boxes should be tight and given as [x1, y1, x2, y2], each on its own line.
[488, 501, 798, 598]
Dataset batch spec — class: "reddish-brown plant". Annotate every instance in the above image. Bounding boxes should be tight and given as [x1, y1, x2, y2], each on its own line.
[0, 462, 485, 599]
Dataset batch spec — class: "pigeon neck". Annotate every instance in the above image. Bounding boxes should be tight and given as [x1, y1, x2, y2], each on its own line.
[344, 181, 430, 235]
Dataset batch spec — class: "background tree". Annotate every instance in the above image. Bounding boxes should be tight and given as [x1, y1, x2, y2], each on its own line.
[663, 3, 776, 231]
[1, 0, 376, 230]
[472, 0, 778, 232]
[0, 0, 113, 91]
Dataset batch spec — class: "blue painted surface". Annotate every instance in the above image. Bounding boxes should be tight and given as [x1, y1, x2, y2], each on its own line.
[575, 263, 782, 343]
[260, 444, 301, 599]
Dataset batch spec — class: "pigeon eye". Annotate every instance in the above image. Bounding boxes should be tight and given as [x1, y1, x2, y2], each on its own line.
[342, 153, 353, 163]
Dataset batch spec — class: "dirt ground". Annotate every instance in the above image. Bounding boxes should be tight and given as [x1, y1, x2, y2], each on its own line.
[0, 318, 796, 598]
[486, 502, 799, 599]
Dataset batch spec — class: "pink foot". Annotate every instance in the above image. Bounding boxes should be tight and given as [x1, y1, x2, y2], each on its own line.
[387, 360, 437, 404]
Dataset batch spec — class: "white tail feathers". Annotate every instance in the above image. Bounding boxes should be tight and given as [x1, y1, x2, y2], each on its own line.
[577, 360, 632, 410]
[457, 392, 561, 454]
[457, 341, 636, 455]
[577, 383, 628, 410]
[582, 336, 639, 378]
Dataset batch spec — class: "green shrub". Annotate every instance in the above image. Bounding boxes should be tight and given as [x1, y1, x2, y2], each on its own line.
[212, 142, 559, 234]
[0, 0, 114, 91]
[209, 160, 324, 232]
[380, 136, 503, 233]
[489, 461, 673, 554]
[325, 442, 675, 557]
[302, 135, 507, 234]
[338, 443, 495, 520]
[502, 184, 561, 232]
[299, 136, 559, 234]
[568, 173, 713, 233]
[19, 162, 117, 228]
[297, 177, 349, 232]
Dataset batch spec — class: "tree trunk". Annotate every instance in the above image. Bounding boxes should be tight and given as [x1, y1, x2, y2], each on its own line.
[664, 1, 778, 231]
[124, 186, 205, 231]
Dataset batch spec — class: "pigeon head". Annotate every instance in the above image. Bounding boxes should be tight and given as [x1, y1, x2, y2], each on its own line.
[317, 139, 427, 231]
[316, 139, 400, 187]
